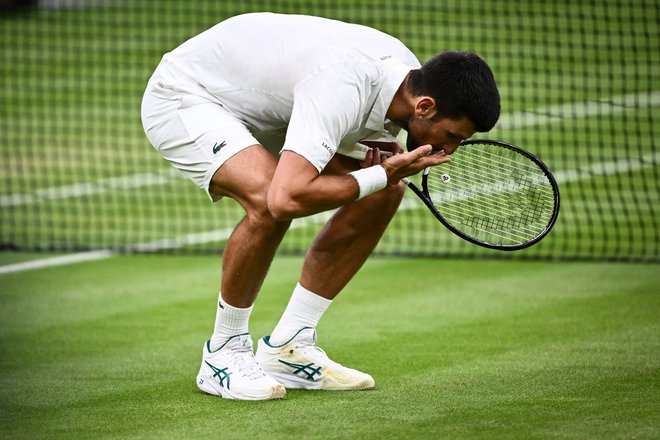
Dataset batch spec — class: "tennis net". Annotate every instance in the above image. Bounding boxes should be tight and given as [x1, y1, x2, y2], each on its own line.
[1, 0, 658, 262]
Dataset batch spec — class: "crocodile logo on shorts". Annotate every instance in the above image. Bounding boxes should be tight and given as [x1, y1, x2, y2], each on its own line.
[213, 141, 227, 154]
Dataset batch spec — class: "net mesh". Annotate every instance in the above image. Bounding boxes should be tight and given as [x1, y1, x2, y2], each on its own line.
[1, 0, 658, 262]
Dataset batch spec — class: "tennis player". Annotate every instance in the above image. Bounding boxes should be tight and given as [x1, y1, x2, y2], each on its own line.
[141, 12, 500, 400]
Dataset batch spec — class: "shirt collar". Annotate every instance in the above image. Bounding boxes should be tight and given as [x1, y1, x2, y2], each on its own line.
[365, 60, 414, 132]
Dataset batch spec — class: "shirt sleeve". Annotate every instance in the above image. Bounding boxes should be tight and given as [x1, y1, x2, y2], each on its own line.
[282, 65, 374, 172]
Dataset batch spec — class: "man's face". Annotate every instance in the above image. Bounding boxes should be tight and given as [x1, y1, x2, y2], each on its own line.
[406, 114, 476, 155]
[403, 96, 476, 154]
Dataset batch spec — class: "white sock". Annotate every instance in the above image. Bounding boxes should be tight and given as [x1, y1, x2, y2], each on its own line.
[209, 292, 253, 352]
[269, 283, 332, 346]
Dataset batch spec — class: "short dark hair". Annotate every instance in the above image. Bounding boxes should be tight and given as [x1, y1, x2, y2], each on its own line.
[408, 51, 500, 132]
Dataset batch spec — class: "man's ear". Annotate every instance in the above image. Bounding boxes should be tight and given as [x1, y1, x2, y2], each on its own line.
[414, 96, 437, 120]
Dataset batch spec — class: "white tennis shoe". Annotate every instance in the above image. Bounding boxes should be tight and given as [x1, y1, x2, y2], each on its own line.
[196, 333, 286, 400]
[255, 327, 375, 390]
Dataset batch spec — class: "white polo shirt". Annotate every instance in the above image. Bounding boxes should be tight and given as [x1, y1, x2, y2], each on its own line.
[158, 12, 421, 172]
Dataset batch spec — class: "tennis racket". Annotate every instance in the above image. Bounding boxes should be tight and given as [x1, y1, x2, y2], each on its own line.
[403, 139, 560, 250]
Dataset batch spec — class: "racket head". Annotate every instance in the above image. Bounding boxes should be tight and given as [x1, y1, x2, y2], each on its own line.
[421, 139, 560, 250]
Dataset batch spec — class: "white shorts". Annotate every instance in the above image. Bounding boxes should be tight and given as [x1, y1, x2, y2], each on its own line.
[141, 78, 283, 202]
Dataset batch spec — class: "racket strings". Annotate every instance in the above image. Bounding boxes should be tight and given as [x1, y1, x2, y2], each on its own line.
[428, 161, 554, 220]
[431, 172, 553, 241]
[429, 168, 554, 227]
[426, 144, 555, 245]
[445, 165, 555, 223]
[431, 162, 555, 210]
[427, 182, 552, 243]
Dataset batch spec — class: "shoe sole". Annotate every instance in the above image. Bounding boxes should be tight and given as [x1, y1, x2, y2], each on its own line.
[197, 375, 287, 400]
[267, 371, 375, 391]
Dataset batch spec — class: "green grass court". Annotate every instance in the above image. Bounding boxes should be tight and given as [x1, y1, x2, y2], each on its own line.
[1, 254, 658, 439]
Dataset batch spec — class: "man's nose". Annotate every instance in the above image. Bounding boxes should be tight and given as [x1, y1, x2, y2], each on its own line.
[442, 142, 460, 155]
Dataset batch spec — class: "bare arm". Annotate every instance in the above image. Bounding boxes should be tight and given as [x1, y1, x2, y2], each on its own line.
[267, 144, 450, 220]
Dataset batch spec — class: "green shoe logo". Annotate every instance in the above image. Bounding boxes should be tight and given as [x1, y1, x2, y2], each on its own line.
[278, 359, 322, 381]
[205, 361, 232, 389]
[213, 141, 226, 154]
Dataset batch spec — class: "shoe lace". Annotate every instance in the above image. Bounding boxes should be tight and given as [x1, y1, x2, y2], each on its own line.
[232, 349, 266, 380]
[296, 343, 341, 370]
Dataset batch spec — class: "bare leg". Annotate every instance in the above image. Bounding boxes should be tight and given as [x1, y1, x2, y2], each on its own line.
[300, 156, 406, 299]
[199, 150, 288, 401]
[220, 214, 290, 307]
[210, 145, 291, 308]
[262, 158, 403, 389]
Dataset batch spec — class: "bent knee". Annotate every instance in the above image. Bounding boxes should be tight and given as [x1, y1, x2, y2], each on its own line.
[245, 200, 292, 233]
[370, 181, 406, 208]
[214, 176, 291, 232]
[345, 181, 405, 227]
[388, 181, 406, 200]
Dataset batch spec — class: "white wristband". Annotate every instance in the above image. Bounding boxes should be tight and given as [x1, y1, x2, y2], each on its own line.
[348, 166, 388, 200]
